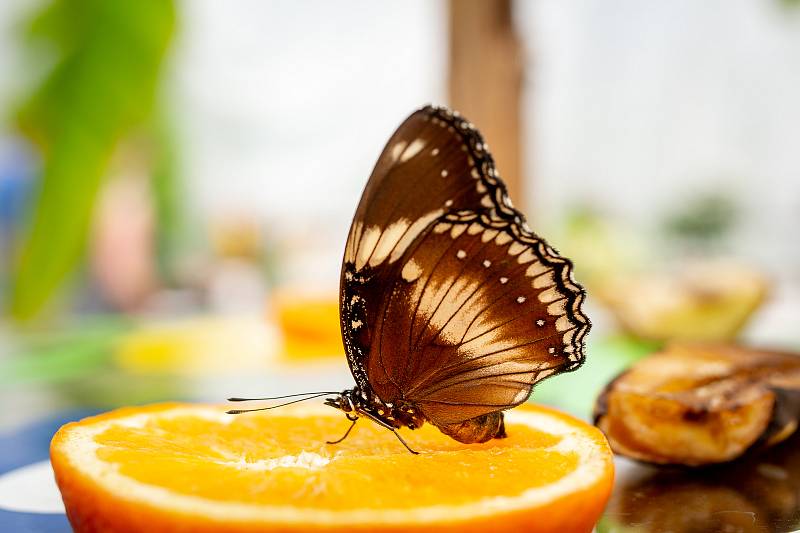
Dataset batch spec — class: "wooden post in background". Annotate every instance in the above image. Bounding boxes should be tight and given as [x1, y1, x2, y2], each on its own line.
[448, 0, 525, 207]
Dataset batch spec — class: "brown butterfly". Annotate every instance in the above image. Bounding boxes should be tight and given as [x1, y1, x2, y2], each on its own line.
[229, 105, 590, 453]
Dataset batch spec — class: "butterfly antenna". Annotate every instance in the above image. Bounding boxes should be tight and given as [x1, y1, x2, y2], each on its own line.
[226, 393, 332, 415]
[227, 391, 339, 402]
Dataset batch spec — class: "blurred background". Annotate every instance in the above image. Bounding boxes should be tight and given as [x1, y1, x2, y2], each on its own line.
[1, 0, 800, 416]
[2, 1, 800, 531]
[2, 0, 800, 420]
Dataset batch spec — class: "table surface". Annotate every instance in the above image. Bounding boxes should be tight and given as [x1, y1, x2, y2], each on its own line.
[1, 312, 799, 533]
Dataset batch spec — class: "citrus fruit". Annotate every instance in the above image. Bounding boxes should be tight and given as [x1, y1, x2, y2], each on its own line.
[51, 402, 614, 532]
[273, 291, 343, 360]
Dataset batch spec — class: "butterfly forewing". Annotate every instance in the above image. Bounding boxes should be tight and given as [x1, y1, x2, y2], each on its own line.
[344, 108, 503, 273]
[340, 105, 589, 432]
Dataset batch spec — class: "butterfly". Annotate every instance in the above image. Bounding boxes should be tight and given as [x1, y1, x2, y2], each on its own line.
[229, 105, 590, 453]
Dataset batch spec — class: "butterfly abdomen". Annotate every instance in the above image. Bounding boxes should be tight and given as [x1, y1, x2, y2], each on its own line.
[434, 412, 507, 444]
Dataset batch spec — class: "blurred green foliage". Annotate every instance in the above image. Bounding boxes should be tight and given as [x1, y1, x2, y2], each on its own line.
[8, 0, 175, 320]
[533, 335, 660, 419]
[150, 107, 183, 285]
[663, 192, 738, 246]
[0, 317, 129, 387]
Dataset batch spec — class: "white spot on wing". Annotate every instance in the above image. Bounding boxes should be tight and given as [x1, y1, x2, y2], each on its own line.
[390, 141, 407, 162]
[345, 221, 363, 263]
[526, 262, 548, 278]
[388, 209, 445, 262]
[512, 388, 529, 404]
[369, 219, 410, 267]
[356, 225, 380, 271]
[400, 139, 426, 162]
[533, 270, 556, 289]
[496, 232, 512, 245]
[517, 250, 535, 264]
[500, 277, 509, 284]
[451, 225, 467, 239]
[402, 259, 423, 282]
[481, 229, 498, 243]
[555, 315, 573, 332]
[508, 242, 526, 256]
[434, 222, 452, 234]
[517, 296, 526, 304]
[538, 287, 561, 303]
[441, 170, 448, 177]
[456, 250, 467, 260]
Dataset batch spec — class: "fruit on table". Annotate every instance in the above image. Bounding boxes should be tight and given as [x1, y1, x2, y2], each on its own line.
[596, 262, 768, 342]
[272, 291, 343, 359]
[604, 431, 800, 532]
[594, 343, 800, 466]
[51, 403, 613, 533]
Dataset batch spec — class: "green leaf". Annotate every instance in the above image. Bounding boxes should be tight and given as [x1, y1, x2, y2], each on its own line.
[8, 0, 176, 320]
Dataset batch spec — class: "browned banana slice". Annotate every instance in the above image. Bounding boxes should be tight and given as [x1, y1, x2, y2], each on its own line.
[594, 343, 800, 466]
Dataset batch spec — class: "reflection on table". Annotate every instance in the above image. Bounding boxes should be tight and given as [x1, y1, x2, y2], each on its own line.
[603, 433, 800, 533]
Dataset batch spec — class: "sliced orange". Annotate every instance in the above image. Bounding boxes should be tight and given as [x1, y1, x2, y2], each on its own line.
[51, 403, 614, 533]
[273, 292, 344, 360]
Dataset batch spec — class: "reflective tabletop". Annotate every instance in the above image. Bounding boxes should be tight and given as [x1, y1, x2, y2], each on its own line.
[1, 319, 799, 533]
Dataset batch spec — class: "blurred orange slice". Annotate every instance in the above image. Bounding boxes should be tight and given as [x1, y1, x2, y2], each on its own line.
[51, 403, 613, 533]
[273, 291, 344, 359]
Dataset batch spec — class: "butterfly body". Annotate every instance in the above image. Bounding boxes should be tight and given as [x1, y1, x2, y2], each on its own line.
[324, 388, 426, 431]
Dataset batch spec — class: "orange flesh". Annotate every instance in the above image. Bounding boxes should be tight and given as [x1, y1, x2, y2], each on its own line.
[95, 414, 573, 509]
[51, 403, 614, 533]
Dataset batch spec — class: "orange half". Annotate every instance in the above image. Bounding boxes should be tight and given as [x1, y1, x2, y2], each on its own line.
[51, 403, 613, 533]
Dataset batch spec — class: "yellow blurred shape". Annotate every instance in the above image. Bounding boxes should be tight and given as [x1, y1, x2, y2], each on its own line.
[116, 317, 277, 375]
[273, 291, 343, 360]
[598, 261, 768, 342]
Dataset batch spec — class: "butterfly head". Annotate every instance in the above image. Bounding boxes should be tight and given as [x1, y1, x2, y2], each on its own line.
[323, 389, 359, 414]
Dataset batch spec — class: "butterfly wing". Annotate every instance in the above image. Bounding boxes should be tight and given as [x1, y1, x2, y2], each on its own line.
[341, 106, 511, 393]
[343, 106, 507, 275]
[364, 211, 588, 427]
[340, 106, 589, 432]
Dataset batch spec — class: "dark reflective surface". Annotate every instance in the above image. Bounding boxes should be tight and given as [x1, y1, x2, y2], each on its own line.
[602, 434, 800, 533]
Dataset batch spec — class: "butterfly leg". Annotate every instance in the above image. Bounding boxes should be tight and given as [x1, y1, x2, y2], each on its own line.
[327, 414, 358, 445]
[389, 429, 420, 455]
[356, 410, 420, 454]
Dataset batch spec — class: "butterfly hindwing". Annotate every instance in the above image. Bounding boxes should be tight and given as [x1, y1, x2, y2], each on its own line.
[363, 211, 587, 428]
